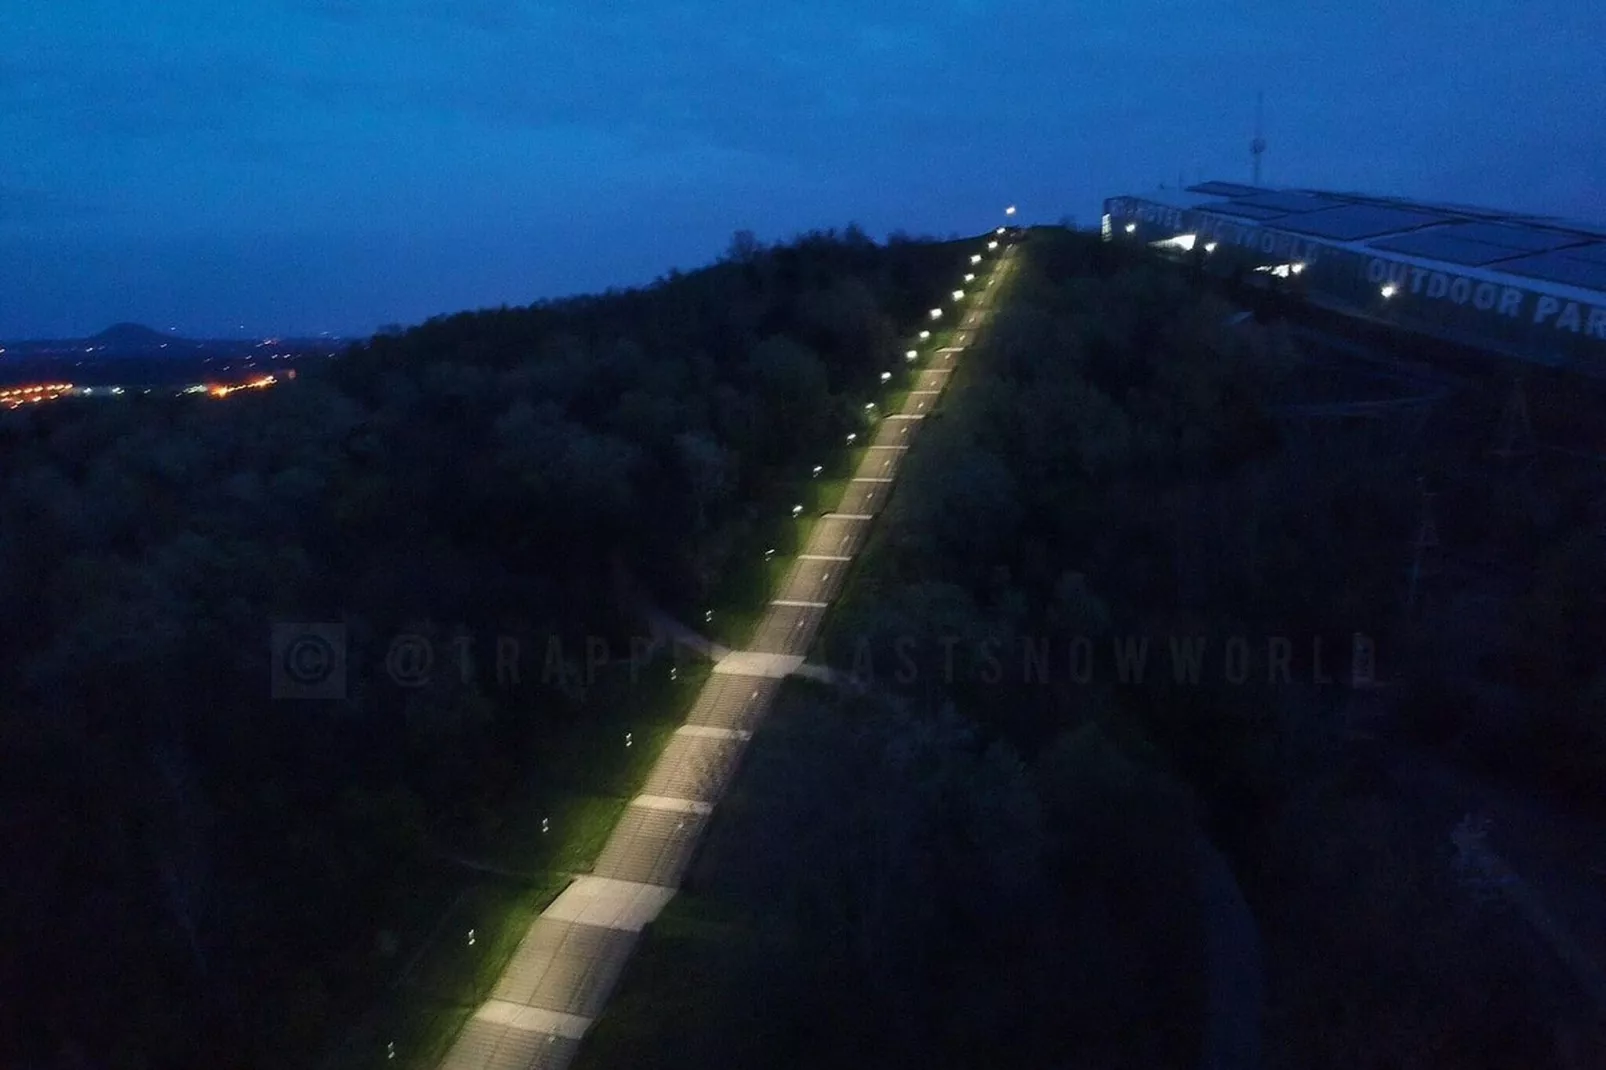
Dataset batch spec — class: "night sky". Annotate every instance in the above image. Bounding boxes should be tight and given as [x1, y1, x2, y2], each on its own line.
[4, 1, 1603, 339]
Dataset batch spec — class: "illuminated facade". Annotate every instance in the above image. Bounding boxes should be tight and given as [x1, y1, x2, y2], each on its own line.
[1103, 180, 1606, 374]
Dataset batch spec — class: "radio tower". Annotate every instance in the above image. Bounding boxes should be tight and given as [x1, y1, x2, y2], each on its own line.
[1251, 91, 1266, 186]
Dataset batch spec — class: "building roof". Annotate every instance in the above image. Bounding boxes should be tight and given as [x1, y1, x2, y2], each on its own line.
[1178, 181, 1606, 295]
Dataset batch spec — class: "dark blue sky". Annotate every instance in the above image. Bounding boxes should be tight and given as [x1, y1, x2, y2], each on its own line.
[4, 1, 1603, 339]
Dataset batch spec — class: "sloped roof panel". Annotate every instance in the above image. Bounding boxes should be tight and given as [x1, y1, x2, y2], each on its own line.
[1478, 249, 1606, 291]
[1234, 191, 1351, 214]
[1369, 230, 1534, 266]
[1276, 204, 1451, 241]
[1440, 222, 1585, 253]
[1186, 181, 1271, 197]
[1194, 201, 1290, 220]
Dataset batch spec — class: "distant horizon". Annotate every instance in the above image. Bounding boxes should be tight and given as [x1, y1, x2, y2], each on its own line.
[0, 219, 984, 341]
[0, 320, 357, 344]
[11, 164, 1604, 342]
[6, 2, 1603, 339]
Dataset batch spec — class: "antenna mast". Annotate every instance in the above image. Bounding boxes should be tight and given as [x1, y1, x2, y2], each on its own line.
[1251, 91, 1266, 186]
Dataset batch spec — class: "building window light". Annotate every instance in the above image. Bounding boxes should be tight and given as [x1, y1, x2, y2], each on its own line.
[1151, 233, 1197, 252]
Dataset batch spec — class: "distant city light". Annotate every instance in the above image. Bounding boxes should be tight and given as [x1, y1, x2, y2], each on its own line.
[205, 375, 277, 398]
[0, 382, 74, 409]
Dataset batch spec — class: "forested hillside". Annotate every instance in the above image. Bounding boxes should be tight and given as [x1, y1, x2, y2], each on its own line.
[582, 227, 1606, 1070]
[820, 229, 1606, 1067]
[0, 227, 969, 1070]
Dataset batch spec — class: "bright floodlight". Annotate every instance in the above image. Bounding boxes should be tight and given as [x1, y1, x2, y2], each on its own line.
[880, 371, 892, 382]
[846, 432, 857, 443]
[1381, 283, 1399, 299]
[952, 289, 964, 300]
[964, 273, 975, 282]
[918, 330, 930, 340]
[987, 241, 998, 250]
[905, 349, 917, 359]
[1204, 241, 1218, 253]
[792, 504, 804, 517]
[1125, 223, 1136, 233]
[1292, 262, 1307, 275]
[812, 464, 824, 476]
[1005, 205, 1016, 215]
[929, 308, 942, 319]
[996, 227, 1005, 234]
[865, 402, 876, 411]
[970, 254, 982, 264]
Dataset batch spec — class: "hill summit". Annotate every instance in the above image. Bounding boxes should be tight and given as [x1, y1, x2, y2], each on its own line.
[89, 323, 184, 347]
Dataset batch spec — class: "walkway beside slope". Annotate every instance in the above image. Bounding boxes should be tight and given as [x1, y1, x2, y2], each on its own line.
[433, 243, 1018, 1070]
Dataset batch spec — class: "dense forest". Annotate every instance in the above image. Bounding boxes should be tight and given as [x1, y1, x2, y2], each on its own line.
[576, 679, 1207, 1070]
[581, 228, 1606, 1069]
[819, 230, 1606, 1066]
[8, 222, 1606, 1070]
[0, 226, 973, 1069]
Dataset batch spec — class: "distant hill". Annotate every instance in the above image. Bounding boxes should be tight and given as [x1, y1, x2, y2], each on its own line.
[88, 322, 191, 348]
[0, 322, 211, 363]
[0, 321, 346, 387]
